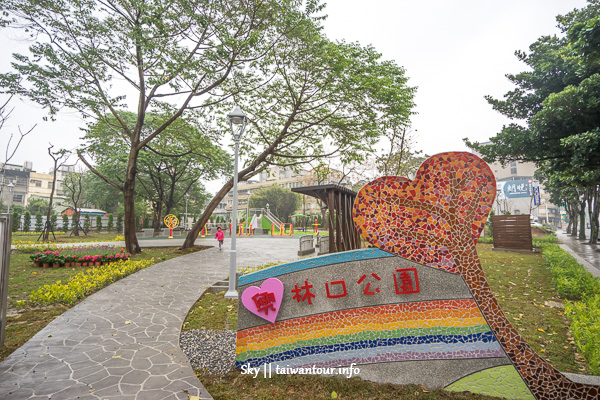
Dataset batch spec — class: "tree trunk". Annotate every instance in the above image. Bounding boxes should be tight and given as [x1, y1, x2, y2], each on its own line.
[73, 211, 80, 236]
[570, 203, 579, 237]
[152, 202, 163, 237]
[116, 140, 141, 253]
[588, 185, 599, 244]
[579, 198, 587, 240]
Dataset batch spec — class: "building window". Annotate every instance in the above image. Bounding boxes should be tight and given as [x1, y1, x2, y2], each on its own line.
[47, 182, 53, 189]
[510, 161, 517, 175]
[30, 179, 42, 187]
[12, 194, 23, 203]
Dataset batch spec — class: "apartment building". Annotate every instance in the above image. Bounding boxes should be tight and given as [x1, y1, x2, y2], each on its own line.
[0, 161, 69, 211]
[223, 166, 348, 219]
[486, 157, 560, 225]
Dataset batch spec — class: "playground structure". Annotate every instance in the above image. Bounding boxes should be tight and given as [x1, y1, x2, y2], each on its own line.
[163, 214, 179, 239]
[271, 223, 293, 237]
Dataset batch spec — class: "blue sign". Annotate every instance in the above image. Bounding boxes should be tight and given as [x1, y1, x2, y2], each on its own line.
[503, 179, 532, 198]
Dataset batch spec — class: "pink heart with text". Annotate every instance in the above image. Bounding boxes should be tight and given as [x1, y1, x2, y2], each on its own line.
[241, 278, 284, 323]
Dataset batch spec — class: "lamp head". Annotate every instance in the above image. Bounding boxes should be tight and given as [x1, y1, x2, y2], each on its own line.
[228, 106, 247, 141]
[228, 106, 247, 125]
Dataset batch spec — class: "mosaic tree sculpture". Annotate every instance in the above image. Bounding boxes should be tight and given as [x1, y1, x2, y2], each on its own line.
[353, 152, 598, 400]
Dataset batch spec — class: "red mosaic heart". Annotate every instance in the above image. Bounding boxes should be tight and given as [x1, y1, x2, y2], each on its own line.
[353, 152, 496, 273]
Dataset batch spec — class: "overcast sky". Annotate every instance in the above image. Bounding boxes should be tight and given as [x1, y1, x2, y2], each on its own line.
[0, 0, 590, 192]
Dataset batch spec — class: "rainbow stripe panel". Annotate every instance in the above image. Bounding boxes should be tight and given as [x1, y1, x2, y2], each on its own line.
[236, 299, 502, 369]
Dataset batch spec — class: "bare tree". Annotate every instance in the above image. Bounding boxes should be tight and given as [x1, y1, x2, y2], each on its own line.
[63, 167, 86, 236]
[0, 93, 35, 203]
[41, 145, 68, 241]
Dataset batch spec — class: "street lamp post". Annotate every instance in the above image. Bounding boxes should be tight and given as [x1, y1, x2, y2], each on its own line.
[225, 106, 247, 299]
[6, 183, 15, 213]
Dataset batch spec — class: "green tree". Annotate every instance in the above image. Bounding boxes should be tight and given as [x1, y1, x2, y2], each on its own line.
[23, 211, 30, 232]
[62, 214, 69, 233]
[25, 198, 49, 215]
[10, 204, 25, 215]
[116, 215, 123, 233]
[107, 214, 114, 232]
[63, 171, 85, 236]
[34, 213, 43, 232]
[182, 29, 415, 249]
[248, 186, 301, 221]
[71, 214, 77, 233]
[11, 211, 19, 232]
[84, 112, 228, 236]
[2, 0, 315, 253]
[83, 215, 90, 232]
[95, 215, 102, 232]
[466, 2, 600, 244]
[50, 214, 57, 232]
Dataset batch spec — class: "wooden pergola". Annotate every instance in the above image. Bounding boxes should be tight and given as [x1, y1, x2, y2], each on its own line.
[292, 184, 362, 253]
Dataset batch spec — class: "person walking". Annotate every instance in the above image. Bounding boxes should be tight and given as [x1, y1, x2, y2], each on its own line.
[215, 226, 225, 250]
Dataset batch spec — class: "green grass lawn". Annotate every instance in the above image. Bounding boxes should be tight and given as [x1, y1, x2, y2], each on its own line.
[1, 245, 207, 362]
[182, 242, 591, 400]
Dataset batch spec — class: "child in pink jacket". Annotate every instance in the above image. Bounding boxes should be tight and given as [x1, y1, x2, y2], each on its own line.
[215, 226, 225, 250]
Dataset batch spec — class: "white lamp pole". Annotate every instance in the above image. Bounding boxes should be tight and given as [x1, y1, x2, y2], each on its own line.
[6, 183, 15, 213]
[225, 106, 247, 299]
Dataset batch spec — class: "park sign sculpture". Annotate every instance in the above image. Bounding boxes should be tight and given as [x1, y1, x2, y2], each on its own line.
[236, 152, 599, 399]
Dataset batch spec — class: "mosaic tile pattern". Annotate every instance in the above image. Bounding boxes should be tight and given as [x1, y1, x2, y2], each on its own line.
[236, 250, 514, 390]
[236, 299, 502, 369]
[238, 248, 393, 286]
[446, 365, 534, 399]
[353, 152, 600, 400]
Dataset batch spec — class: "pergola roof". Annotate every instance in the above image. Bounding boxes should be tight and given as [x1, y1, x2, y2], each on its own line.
[292, 184, 361, 253]
[292, 184, 357, 203]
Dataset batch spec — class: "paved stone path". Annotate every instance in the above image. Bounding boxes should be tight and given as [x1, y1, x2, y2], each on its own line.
[0, 237, 311, 400]
[557, 230, 600, 277]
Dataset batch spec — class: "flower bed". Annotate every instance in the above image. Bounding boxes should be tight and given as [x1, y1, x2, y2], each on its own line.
[29, 258, 154, 305]
[30, 245, 131, 268]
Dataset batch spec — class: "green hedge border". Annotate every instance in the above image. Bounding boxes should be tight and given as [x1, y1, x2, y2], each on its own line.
[541, 243, 600, 375]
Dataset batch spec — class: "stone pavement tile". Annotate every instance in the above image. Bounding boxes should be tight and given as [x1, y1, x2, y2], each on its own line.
[51, 385, 96, 400]
[1, 388, 35, 400]
[120, 370, 151, 385]
[119, 383, 142, 395]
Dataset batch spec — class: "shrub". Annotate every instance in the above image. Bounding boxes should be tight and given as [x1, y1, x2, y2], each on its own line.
[565, 295, 600, 375]
[12, 211, 19, 232]
[35, 213, 43, 232]
[116, 215, 123, 233]
[541, 244, 600, 301]
[23, 211, 31, 232]
[542, 243, 600, 375]
[96, 215, 102, 232]
[83, 214, 90, 232]
[477, 236, 494, 244]
[30, 258, 153, 305]
[107, 214, 114, 232]
[71, 214, 77, 231]
[50, 214, 57, 231]
[62, 214, 69, 233]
